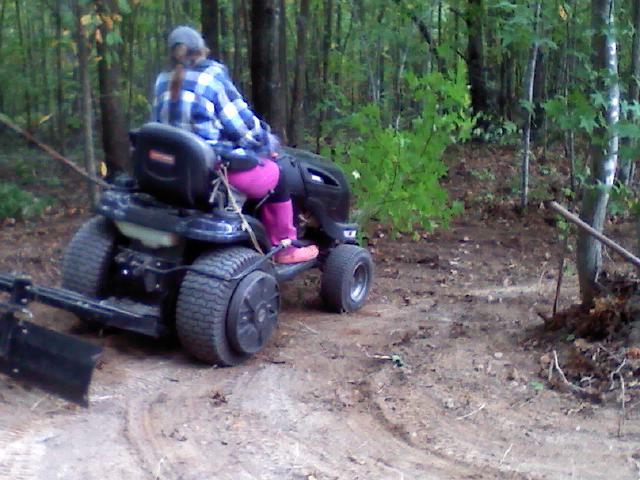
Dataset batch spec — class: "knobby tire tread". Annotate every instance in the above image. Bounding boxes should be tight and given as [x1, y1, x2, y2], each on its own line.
[176, 247, 263, 366]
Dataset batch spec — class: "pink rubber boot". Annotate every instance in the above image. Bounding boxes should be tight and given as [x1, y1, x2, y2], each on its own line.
[261, 200, 319, 264]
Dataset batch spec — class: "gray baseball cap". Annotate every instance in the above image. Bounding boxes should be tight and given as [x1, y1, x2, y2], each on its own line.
[168, 26, 206, 51]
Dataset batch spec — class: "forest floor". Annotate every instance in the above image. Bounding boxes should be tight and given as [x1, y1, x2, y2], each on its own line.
[1, 144, 640, 479]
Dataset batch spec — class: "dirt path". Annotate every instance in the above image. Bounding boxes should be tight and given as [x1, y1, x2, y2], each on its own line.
[2, 209, 640, 480]
[2, 144, 640, 479]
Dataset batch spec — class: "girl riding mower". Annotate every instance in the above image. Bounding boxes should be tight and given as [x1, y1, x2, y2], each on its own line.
[57, 123, 374, 366]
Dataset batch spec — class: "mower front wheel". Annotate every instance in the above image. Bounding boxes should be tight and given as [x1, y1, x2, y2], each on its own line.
[321, 244, 374, 313]
[176, 247, 279, 366]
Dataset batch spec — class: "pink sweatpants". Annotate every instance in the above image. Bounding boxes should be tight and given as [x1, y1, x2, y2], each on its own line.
[226, 159, 297, 246]
[226, 159, 280, 199]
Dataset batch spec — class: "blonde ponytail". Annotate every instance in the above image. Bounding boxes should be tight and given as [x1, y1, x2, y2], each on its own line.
[169, 44, 188, 101]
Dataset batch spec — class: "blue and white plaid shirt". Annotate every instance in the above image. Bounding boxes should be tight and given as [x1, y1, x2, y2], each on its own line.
[152, 60, 270, 158]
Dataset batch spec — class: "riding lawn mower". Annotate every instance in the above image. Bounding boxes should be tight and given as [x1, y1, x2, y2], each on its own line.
[0, 123, 374, 405]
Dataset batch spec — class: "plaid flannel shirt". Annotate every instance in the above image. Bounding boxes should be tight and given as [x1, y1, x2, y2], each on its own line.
[152, 60, 269, 158]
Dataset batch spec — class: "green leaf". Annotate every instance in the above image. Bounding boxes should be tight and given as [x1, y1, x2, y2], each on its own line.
[530, 381, 545, 391]
[520, 100, 535, 114]
[579, 115, 598, 134]
[615, 121, 640, 140]
[105, 31, 123, 46]
[391, 355, 405, 368]
[117, 0, 132, 14]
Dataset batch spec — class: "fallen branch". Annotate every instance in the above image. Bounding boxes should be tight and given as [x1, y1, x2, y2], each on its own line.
[499, 443, 513, 467]
[610, 358, 627, 437]
[297, 321, 319, 335]
[552, 350, 588, 394]
[553, 239, 568, 316]
[609, 358, 627, 391]
[456, 403, 486, 420]
[619, 372, 626, 437]
[549, 202, 640, 269]
[0, 112, 109, 188]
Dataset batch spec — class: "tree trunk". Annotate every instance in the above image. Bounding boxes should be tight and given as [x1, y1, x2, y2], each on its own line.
[0, 0, 8, 113]
[334, 0, 342, 85]
[566, 0, 578, 191]
[251, 0, 286, 137]
[124, 2, 139, 126]
[287, 0, 310, 146]
[53, 0, 65, 152]
[164, 0, 173, 47]
[201, 0, 220, 59]
[219, 3, 229, 64]
[38, 7, 55, 141]
[437, 0, 443, 71]
[375, 9, 385, 104]
[74, 0, 98, 204]
[278, 0, 288, 142]
[232, 0, 242, 79]
[619, 0, 640, 185]
[95, 0, 130, 174]
[531, 49, 546, 141]
[315, 0, 333, 150]
[15, 0, 33, 132]
[467, 0, 489, 125]
[322, 0, 333, 87]
[391, 0, 439, 63]
[520, 2, 541, 211]
[577, 0, 620, 306]
[240, 0, 252, 94]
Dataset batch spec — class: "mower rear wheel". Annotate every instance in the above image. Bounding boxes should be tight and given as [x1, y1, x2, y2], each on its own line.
[321, 244, 374, 313]
[176, 247, 279, 366]
[61, 216, 116, 299]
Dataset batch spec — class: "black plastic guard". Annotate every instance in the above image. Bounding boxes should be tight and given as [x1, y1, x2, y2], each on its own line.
[0, 308, 102, 406]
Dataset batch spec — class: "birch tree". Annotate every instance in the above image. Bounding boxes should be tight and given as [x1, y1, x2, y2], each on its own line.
[520, 1, 542, 210]
[577, 0, 620, 307]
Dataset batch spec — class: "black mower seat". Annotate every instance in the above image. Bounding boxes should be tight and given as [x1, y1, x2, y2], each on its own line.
[131, 122, 216, 209]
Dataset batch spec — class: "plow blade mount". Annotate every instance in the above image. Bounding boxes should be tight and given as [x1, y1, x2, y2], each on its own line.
[0, 309, 102, 406]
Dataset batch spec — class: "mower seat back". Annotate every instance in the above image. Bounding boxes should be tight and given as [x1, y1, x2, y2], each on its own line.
[131, 123, 215, 209]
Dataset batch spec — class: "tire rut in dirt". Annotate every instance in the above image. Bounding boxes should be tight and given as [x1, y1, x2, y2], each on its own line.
[244, 367, 481, 479]
[120, 365, 481, 480]
[125, 394, 182, 480]
[358, 374, 536, 480]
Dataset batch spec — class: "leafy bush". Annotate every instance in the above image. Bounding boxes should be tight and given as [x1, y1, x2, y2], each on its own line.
[324, 70, 472, 238]
[0, 182, 51, 221]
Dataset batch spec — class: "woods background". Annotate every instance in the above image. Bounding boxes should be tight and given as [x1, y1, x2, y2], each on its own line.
[1, 0, 639, 303]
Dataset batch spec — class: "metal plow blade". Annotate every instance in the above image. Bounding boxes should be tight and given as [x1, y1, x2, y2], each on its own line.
[0, 309, 102, 406]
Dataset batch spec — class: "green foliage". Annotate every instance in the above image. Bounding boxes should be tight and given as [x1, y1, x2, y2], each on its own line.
[544, 90, 597, 134]
[472, 117, 520, 144]
[530, 380, 545, 392]
[324, 70, 472, 237]
[610, 183, 638, 218]
[470, 169, 496, 181]
[0, 182, 51, 221]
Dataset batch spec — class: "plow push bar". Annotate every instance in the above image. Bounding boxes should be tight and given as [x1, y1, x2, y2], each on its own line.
[0, 273, 164, 337]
